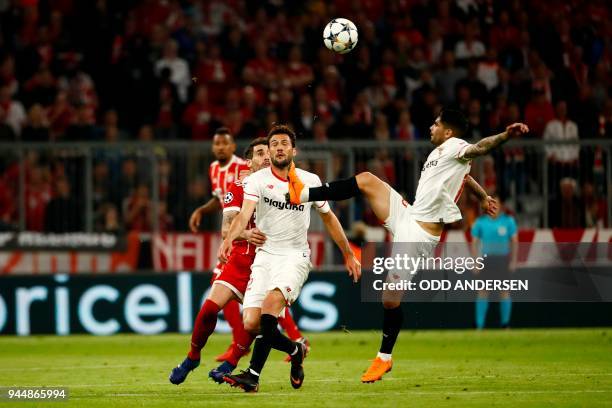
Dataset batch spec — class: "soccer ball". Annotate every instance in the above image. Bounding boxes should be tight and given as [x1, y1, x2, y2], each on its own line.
[323, 18, 358, 54]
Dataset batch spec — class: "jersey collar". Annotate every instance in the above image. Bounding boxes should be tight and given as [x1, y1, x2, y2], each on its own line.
[218, 155, 237, 171]
[270, 166, 288, 181]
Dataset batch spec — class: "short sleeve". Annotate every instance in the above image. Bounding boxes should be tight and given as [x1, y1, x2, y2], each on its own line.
[222, 182, 243, 213]
[310, 174, 330, 213]
[471, 218, 482, 239]
[242, 175, 260, 202]
[507, 216, 518, 237]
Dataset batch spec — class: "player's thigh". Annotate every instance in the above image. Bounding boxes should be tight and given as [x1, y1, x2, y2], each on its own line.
[356, 172, 392, 222]
[208, 283, 237, 308]
[261, 289, 288, 317]
[268, 252, 311, 307]
[242, 254, 270, 310]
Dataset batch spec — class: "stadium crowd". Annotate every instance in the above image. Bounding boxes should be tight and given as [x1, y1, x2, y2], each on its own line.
[0, 0, 610, 232]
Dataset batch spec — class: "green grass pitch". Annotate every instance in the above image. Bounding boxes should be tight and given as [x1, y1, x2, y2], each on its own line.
[1, 329, 611, 407]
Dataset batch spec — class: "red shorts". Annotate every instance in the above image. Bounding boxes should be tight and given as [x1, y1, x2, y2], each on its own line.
[213, 252, 255, 301]
[210, 261, 224, 284]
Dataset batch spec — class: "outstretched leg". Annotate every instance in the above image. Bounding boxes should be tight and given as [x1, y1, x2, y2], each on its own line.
[288, 167, 392, 223]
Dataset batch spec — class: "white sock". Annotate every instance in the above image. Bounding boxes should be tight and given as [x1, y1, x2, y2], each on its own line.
[377, 352, 392, 362]
[249, 368, 260, 376]
[300, 188, 309, 202]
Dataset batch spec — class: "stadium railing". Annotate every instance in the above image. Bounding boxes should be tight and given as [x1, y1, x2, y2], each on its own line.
[0, 139, 609, 233]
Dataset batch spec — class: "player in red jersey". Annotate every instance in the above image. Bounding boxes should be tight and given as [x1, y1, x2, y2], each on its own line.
[189, 128, 306, 363]
[188, 127, 251, 362]
[170, 137, 271, 385]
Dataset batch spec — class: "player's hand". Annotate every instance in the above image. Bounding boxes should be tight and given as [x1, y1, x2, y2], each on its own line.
[218, 238, 233, 263]
[189, 207, 204, 233]
[481, 196, 498, 216]
[245, 228, 266, 246]
[345, 252, 361, 283]
[505, 123, 529, 139]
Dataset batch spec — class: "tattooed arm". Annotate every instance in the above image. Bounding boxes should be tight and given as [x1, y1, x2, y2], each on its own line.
[462, 123, 529, 160]
[466, 175, 498, 216]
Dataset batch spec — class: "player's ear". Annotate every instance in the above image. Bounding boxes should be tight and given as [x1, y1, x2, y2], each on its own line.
[292, 147, 297, 156]
[246, 158, 252, 168]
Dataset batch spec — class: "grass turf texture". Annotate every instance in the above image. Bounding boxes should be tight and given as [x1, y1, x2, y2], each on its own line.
[1, 329, 611, 407]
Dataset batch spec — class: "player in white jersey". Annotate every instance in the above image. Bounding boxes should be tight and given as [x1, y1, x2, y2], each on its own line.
[218, 124, 361, 392]
[286, 109, 529, 382]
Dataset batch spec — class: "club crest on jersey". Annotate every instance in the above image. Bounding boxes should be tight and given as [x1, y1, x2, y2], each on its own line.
[267, 184, 274, 189]
[224, 192, 234, 204]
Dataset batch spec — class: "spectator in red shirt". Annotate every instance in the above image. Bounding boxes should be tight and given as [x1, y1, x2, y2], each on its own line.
[124, 184, 152, 232]
[524, 87, 554, 137]
[47, 91, 75, 140]
[245, 39, 277, 89]
[193, 42, 234, 105]
[182, 85, 214, 140]
[281, 45, 314, 91]
[489, 10, 520, 51]
[25, 165, 52, 231]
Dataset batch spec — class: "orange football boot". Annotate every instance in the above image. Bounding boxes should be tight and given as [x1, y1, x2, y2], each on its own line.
[361, 357, 393, 383]
[287, 162, 305, 205]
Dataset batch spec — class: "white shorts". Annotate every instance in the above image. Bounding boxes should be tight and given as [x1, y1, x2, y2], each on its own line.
[384, 186, 441, 282]
[242, 249, 312, 309]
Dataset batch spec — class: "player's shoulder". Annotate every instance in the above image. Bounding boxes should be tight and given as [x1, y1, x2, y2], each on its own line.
[295, 168, 322, 183]
[442, 136, 470, 150]
[209, 160, 220, 169]
[235, 156, 248, 166]
[248, 167, 270, 179]
[242, 167, 269, 185]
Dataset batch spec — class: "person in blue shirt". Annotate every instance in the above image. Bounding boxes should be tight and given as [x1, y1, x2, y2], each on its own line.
[471, 193, 518, 329]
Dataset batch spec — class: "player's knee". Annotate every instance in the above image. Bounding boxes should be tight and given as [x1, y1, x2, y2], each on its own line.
[356, 172, 375, 189]
[243, 317, 260, 334]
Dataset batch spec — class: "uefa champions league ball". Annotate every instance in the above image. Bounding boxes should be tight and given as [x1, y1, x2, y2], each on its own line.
[323, 18, 358, 54]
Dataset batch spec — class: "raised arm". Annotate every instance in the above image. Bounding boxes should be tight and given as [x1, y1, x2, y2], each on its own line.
[462, 123, 529, 160]
[189, 197, 221, 232]
[465, 175, 498, 216]
[318, 209, 361, 282]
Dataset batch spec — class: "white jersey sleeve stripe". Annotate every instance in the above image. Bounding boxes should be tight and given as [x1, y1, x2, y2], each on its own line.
[223, 206, 241, 213]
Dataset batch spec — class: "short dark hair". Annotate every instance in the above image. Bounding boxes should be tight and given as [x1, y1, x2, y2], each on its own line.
[439, 109, 468, 138]
[243, 137, 268, 159]
[213, 127, 233, 140]
[267, 124, 296, 147]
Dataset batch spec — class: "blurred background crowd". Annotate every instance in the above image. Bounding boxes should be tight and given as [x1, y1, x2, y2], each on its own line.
[0, 0, 610, 234]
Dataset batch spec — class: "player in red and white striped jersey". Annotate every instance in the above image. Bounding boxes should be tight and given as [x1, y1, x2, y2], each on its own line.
[188, 128, 251, 363]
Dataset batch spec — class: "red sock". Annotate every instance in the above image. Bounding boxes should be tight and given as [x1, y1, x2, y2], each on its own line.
[278, 308, 302, 340]
[223, 299, 246, 345]
[226, 329, 255, 366]
[188, 299, 220, 360]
